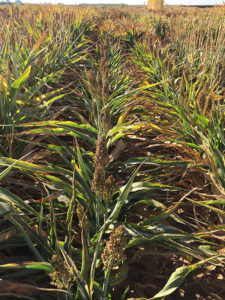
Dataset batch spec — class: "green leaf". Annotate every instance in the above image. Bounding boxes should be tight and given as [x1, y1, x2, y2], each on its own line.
[150, 265, 197, 299]
[104, 165, 141, 230]
[0, 160, 18, 181]
[10, 216, 45, 262]
[0, 187, 38, 216]
[10, 66, 31, 96]
[0, 152, 37, 181]
[0, 201, 11, 215]
[81, 228, 90, 281]
[64, 164, 76, 251]
[0, 262, 53, 273]
[59, 244, 90, 300]
[76, 141, 92, 187]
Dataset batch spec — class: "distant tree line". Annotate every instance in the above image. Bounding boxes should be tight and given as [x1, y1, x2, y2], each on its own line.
[77, 3, 128, 6]
[0, 0, 23, 4]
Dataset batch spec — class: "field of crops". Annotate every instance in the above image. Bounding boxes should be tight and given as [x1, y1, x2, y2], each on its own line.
[1, 4, 225, 300]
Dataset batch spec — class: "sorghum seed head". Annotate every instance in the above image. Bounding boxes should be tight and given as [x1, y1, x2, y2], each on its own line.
[50, 255, 74, 289]
[92, 164, 106, 195]
[94, 135, 108, 168]
[102, 225, 126, 271]
[102, 106, 112, 132]
[92, 135, 109, 194]
[103, 175, 114, 204]
[76, 202, 90, 233]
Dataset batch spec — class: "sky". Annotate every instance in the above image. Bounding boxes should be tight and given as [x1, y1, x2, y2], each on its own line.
[62, 0, 224, 4]
[23, 0, 224, 6]
[166, 0, 223, 4]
